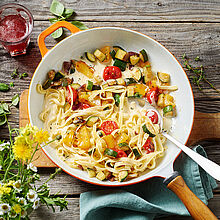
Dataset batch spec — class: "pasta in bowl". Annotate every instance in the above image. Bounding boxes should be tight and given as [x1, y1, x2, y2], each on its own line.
[37, 46, 178, 182]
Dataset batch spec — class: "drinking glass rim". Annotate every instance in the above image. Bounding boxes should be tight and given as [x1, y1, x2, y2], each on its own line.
[0, 3, 34, 44]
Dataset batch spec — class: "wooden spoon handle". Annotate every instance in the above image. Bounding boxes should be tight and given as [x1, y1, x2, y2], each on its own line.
[164, 172, 217, 220]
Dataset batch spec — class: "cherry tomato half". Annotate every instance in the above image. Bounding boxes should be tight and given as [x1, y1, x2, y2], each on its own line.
[145, 109, 158, 124]
[146, 87, 159, 104]
[143, 139, 154, 154]
[82, 103, 91, 109]
[66, 87, 78, 104]
[103, 66, 122, 81]
[100, 121, 118, 135]
[115, 149, 127, 158]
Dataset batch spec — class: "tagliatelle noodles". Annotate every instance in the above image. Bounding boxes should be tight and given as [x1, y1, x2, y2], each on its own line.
[37, 83, 166, 181]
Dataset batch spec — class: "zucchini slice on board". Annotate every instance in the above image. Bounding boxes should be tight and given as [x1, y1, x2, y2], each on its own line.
[85, 52, 96, 62]
[86, 116, 99, 127]
[110, 50, 116, 59]
[113, 59, 127, 71]
[87, 168, 96, 178]
[115, 49, 127, 61]
[54, 71, 65, 81]
[118, 170, 128, 182]
[96, 171, 106, 181]
[94, 49, 106, 62]
[86, 80, 93, 91]
[133, 148, 141, 158]
[42, 79, 52, 90]
[142, 124, 156, 137]
[124, 78, 137, 85]
[113, 93, 120, 107]
[130, 55, 140, 65]
[157, 72, 170, 83]
[118, 142, 130, 151]
[133, 68, 142, 82]
[139, 49, 148, 62]
[104, 148, 118, 158]
[163, 105, 173, 117]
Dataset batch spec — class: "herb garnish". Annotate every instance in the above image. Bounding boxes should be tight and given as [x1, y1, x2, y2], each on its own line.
[19, 72, 28, 79]
[49, 0, 88, 39]
[182, 54, 220, 93]
[11, 69, 28, 79]
[10, 69, 18, 78]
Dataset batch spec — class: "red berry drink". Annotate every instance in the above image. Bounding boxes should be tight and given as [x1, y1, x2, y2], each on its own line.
[0, 4, 33, 56]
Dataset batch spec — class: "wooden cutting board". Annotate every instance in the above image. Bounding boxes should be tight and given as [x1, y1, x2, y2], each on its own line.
[20, 89, 220, 167]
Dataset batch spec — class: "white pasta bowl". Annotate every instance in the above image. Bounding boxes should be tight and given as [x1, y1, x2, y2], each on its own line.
[28, 21, 194, 186]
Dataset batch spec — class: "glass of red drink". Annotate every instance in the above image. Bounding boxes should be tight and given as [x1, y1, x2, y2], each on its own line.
[0, 3, 33, 56]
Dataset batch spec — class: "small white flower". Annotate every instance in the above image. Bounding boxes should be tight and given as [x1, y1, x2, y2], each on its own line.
[8, 210, 17, 218]
[17, 197, 27, 206]
[27, 163, 37, 172]
[32, 198, 40, 210]
[21, 209, 27, 218]
[0, 203, 11, 213]
[0, 166, 2, 171]
[0, 142, 10, 151]
[27, 189, 38, 202]
[13, 180, 22, 192]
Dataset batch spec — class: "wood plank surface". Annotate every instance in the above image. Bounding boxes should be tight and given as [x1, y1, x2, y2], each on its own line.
[1, 0, 220, 22]
[0, 0, 220, 219]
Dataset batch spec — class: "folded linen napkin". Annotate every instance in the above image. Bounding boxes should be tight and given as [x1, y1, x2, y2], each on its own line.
[80, 146, 217, 220]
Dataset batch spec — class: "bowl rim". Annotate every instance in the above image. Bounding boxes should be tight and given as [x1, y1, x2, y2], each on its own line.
[28, 26, 195, 187]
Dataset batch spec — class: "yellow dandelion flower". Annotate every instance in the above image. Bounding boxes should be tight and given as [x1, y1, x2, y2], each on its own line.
[12, 136, 33, 161]
[34, 129, 49, 144]
[0, 185, 11, 195]
[3, 186, 11, 194]
[12, 204, 21, 214]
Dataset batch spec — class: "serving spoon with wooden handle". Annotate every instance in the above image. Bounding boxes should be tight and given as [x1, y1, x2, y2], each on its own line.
[149, 107, 219, 220]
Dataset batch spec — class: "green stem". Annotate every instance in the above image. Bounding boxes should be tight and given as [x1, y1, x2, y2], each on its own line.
[203, 77, 220, 94]
[37, 168, 61, 191]
[3, 155, 14, 182]
[3, 116, 15, 182]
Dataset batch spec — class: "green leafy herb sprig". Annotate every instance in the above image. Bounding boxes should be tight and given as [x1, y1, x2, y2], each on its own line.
[49, 0, 88, 39]
[182, 54, 220, 94]
[0, 95, 20, 126]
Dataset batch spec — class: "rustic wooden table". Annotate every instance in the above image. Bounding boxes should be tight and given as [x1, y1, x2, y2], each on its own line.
[0, 0, 220, 219]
